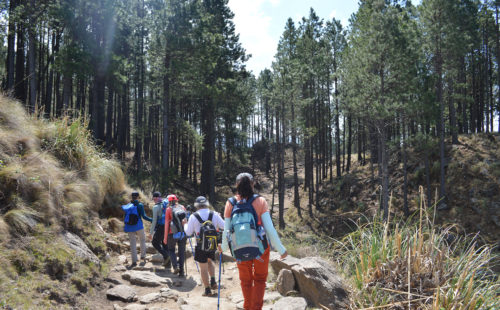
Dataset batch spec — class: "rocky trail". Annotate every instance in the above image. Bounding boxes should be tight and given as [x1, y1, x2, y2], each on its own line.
[93, 238, 317, 310]
[91, 160, 348, 310]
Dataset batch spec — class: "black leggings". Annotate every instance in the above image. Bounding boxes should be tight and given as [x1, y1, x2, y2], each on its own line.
[152, 224, 169, 259]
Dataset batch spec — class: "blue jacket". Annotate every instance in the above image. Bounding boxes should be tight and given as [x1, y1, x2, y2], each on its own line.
[124, 200, 152, 232]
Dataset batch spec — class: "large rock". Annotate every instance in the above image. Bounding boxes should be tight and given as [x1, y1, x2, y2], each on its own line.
[160, 287, 179, 301]
[151, 254, 164, 264]
[273, 297, 307, 310]
[276, 269, 295, 295]
[269, 251, 301, 275]
[139, 292, 161, 304]
[60, 231, 100, 265]
[291, 257, 349, 309]
[122, 270, 171, 287]
[263, 291, 282, 304]
[106, 285, 138, 302]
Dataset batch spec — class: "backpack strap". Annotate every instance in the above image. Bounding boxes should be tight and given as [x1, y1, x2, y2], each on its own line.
[228, 197, 237, 206]
[194, 212, 204, 224]
[247, 194, 260, 205]
[208, 211, 213, 222]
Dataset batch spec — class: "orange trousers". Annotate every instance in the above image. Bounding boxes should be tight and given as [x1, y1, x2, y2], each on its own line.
[236, 247, 270, 310]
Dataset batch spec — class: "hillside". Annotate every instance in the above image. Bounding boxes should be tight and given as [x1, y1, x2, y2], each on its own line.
[307, 133, 500, 246]
[0, 97, 132, 308]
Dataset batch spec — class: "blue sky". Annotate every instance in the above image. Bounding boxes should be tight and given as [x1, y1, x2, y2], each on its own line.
[228, 0, 359, 75]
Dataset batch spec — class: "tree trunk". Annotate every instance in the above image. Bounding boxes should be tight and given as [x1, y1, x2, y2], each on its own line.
[15, 21, 26, 104]
[201, 98, 215, 200]
[346, 114, 352, 173]
[6, 0, 17, 91]
[448, 78, 459, 144]
[28, 2, 37, 113]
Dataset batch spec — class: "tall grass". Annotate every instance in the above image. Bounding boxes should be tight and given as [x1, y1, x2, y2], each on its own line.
[0, 96, 129, 307]
[334, 188, 499, 309]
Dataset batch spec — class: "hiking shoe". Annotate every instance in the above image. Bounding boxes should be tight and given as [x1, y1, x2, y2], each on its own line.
[210, 278, 217, 290]
[127, 262, 137, 269]
[173, 267, 180, 274]
[178, 272, 185, 278]
[202, 287, 217, 297]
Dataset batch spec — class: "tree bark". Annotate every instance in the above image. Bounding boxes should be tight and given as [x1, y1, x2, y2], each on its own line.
[6, 0, 17, 91]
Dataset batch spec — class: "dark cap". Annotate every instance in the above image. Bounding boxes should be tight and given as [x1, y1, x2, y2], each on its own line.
[153, 191, 161, 198]
[194, 196, 209, 208]
[236, 172, 253, 183]
[131, 191, 139, 197]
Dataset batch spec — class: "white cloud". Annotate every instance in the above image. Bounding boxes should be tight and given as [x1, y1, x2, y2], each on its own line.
[228, 0, 277, 74]
[329, 10, 337, 20]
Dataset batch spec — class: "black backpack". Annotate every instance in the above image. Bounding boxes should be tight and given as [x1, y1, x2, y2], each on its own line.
[170, 205, 187, 239]
[194, 211, 218, 252]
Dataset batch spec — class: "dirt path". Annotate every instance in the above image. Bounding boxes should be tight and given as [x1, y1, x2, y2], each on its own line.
[93, 237, 281, 310]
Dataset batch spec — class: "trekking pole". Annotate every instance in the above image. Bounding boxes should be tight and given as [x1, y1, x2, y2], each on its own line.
[217, 251, 222, 310]
[188, 237, 199, 273]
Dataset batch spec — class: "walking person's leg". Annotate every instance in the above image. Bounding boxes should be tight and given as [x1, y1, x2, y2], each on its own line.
[128, 231, 138, 264]
[250, 248, 270, 310]
[208, 257, 217, 289]
[177, 237, 187, 276]
[152, 225, 170, 262]
[138, 228, 147, 261]
[167, 233, 178, 273]
[237, 260, 254, 310]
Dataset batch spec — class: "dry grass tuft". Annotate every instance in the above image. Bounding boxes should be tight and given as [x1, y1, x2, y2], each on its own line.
[0, 96, 128, 308]
[4, 208, 41, 235]
[335, 187, 500, 309]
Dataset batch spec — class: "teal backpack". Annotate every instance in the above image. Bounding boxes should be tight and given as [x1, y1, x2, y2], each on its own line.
[227, 194, 268, 261]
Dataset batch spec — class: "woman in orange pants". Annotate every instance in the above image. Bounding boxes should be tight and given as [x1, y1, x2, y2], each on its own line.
[221, 173, 288, 310]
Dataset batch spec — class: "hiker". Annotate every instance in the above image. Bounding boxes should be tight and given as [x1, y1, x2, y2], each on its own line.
[149, 191, 171, 268]
[184, 196, 225, 297]
[221, 173, 288, 310]
[163, 194, 188, 277]
[123, 191, 152, 268]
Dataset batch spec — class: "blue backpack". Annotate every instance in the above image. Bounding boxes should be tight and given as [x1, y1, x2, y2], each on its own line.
[157, 201, 167, 225]
[122, 203, 139, 226]
[228, 194, 268, 261]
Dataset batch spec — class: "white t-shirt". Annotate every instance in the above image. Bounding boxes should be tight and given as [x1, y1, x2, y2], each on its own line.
[184, 208, 224, 240]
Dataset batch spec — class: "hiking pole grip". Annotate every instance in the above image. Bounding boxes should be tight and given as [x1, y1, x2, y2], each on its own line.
[217, 252, 222, 310]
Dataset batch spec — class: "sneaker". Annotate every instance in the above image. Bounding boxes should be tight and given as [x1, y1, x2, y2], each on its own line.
[173, 267, 180, 274]
[210, 278, 217, 290]
[127, 262, 137, 270]
[178, 272, 185, 278]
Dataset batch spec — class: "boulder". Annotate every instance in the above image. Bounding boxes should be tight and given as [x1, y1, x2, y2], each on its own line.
[151, 254, 164, 264]
[276, 269, 295, 296]
[269, 251, 301, 275]
[139, 292, 161, 304]
[273, 297, 307, 310]
[160, 287, 179, 301]
[263, 291, 282, 304]
[122, 270, 171, 287]
[60, 231, 100, 265]
[106, 285, 138, 302]
[291, 257, 349, 309]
